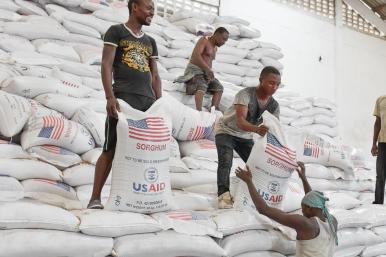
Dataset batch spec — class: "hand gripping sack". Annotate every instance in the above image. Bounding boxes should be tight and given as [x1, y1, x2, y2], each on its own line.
[105, 98, 172, 213]
[234, 111, 297, 209]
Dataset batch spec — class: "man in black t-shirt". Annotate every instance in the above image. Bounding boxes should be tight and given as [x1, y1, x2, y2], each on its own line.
[87, 0, 161, 209]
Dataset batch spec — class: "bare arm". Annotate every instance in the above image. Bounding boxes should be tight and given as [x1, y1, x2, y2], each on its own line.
[372, 116, 381, 156]
[102, 44, 120, 118]
[235, 104, 268, 136]
[236, 166, 314, 232]
[296, 161, 312, 194]
[149, 58, 162, 99]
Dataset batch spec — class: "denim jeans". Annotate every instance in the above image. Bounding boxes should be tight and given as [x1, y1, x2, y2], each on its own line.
[375, 143, 386, 204]
[216, 133, 254, 196]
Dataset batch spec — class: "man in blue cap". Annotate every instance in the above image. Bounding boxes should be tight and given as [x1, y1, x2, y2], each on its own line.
[236, 162, 338, 257]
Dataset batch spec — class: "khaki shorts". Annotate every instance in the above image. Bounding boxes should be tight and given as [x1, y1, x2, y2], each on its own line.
[185, 74, 224, 95]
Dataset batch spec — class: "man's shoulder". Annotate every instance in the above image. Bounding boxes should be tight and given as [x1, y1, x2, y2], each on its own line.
[108, 23, 124, 32]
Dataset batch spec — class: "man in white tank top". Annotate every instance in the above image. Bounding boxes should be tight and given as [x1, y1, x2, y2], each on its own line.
[236, 162, 338, 257]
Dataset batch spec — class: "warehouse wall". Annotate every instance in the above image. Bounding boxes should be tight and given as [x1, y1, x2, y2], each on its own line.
[220, 0, 386, 151]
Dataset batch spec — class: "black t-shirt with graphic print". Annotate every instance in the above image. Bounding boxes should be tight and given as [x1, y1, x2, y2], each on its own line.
[104, 24, 158, 98]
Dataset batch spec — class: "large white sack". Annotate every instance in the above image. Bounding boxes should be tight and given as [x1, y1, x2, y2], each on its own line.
[12, 64, 51, 78]
[63, 163, 111, 187]
[78, 209, 162, 237]
[312, 97, 337, 110]
[171, 170, 217, 189]
[0, 229, 113, 257]
[21, 115, 95, 154]
[237, 39, 260, 50]
[179, 139, 218, 161]
[303, 123, 338, 138]
[114, 230, 226, 257]
[301, 107, 335, 117]
[334, 179, 374, 192]
[163, 27, 196, 41]
[212, 209, 273, 236]
[62, 19, 100, 38]
[15, 0, 47, 16]
[304, 163, 345, 180]
[0, 175, 24, 201]
[81, 147, 102, 165]
[169, 39, 194, 49]
[92, 8, 128, 23]
[279, 106, 301, 118]
[36, 40, 80, 62]
[71, 107, 105, 146]
[9, 51, 60, 66]
[172, 190, 216, 211]
[0, 139, 29, 159]
[234, 112, 297, 209]
[2, 76, 92, 98]
[4, 21, 69, 40]
[58, 11, 113, 34]
[336, 227, 383, 250]
[330, 208, 371, 229]
[182, 156, 218, 172]
[66, 33, 104, 47]
[27, 145, 81, 169]
[0, 200, 79, 231]
[216, 54, 243, 64]
[353, 204, 386, 228]
[159, 57, 188, 69]
[325, 191, 361, 210]
[0, 63, 19, 85]
[173, 17, 204, 34]
[289, 133, 354, 171]
[238, 24, 261, 38]
[82, 76, 103, 91]
[0, 1, 21, 12]
[0, 33, 35, 52]
[247, 48, 283, 60]
[169, 157, 189, 173]
[146, 32, 168, 46]
[22, 178, 82, 210]
[335, 246, 365, 257]
[105, 99, 172, 213]
[0, 91, 31, 137]
[362, 242, 386, 257]
[260, 57, 284, 70]
[56, 59, 100, 78]
[213, 61, 245, 77]
[0, 9, 22, 21]
[238, 59, 263, 68]
[288, 99, 312, 111]
[163, 92, 218, 141]
[314, 114, 338, 128]
[151, 210, 221, 238]
[217, 46, 248, 59]
[34, 93, 105, 118]
[73, 44, 101, 65]
[50, 67, 89, 87]
[0, 158, 62, 181]
[219, 229, 295, 256]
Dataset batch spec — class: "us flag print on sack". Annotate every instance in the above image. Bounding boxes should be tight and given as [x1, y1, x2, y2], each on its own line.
[303, 139, 320, 158]
[38, 116, 65, 140]
[188, 126, 213, 140]
[40, 145, 73, 155]
[127, 117, 170, 143]
[265, 132, 297, 169]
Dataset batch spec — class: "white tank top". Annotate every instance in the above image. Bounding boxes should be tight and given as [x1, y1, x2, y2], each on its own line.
[296, 217, 335, 257]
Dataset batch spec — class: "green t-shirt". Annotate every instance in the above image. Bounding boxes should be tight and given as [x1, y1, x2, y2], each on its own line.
[104, 23, 158, 98]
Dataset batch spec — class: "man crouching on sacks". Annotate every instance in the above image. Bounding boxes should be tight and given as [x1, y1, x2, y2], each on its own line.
[236, 163, 338, 257]
[215, 66, 280, 209]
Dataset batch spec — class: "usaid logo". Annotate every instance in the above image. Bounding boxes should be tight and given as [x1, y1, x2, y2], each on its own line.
[144, 167, 158, 183]
[267, 181, 280, 194]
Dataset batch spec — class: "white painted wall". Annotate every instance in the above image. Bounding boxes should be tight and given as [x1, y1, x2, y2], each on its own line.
[220, 0, 386, 151]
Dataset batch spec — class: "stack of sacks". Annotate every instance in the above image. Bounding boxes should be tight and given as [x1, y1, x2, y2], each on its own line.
[167, 10, 284, 87]
[274, 89, 339, 139]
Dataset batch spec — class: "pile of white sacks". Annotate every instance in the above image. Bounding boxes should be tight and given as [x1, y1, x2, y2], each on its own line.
[0, 1, 384, 257]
